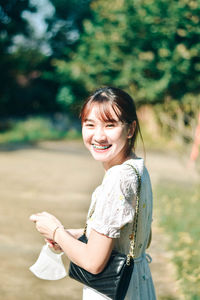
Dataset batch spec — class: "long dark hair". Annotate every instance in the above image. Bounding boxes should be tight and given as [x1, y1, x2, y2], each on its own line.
[80, 87, 144, 156]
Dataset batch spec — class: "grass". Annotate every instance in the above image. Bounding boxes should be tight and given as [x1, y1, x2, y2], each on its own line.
[0, 116, 81, 144]
[155, 181, 200, 300]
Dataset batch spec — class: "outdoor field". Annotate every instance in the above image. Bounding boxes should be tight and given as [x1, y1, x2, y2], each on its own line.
[1, 140, 198, 300]
[1, 1, 200, 299]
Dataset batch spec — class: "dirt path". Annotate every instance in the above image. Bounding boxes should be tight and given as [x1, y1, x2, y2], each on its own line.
[0, 141, 197, 300]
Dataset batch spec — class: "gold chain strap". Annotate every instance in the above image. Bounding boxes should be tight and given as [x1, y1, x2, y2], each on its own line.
[83, 164, 141, 266]
[126, 165, 141, 265]
[83, 202, 96, 235]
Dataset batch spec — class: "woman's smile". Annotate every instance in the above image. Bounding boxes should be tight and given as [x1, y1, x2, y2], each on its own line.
[92, 144, 112, 151]
[82, 104, 130, 170]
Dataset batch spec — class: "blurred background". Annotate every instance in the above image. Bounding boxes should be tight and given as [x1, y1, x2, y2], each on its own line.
[0, 0, 200, 299]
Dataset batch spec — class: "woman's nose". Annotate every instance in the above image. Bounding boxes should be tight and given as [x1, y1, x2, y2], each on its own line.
[94, 126, 106, 142]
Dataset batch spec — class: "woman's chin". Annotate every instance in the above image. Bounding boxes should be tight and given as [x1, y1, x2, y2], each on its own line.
[90, 149, 111, 162]
[91, 153, 109, 162]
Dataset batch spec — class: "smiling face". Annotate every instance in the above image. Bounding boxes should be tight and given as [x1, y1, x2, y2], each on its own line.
[82, 103, 131, 170]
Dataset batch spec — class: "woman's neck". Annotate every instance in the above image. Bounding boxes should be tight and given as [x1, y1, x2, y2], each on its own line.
[103, 152, 136, 171]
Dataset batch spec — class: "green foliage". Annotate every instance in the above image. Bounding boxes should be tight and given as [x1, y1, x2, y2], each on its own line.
[57, 86, 75, 108]
[0, 0, 36, 110]
[155, 181, 200, 299]
[0, 0, 36, 45]
[0, 0, 92, 117]
[0, 116, 81, 144]
[0, 1, 59, 117]
[53, 0, 200, 109]
[0, 0, 200, 137]
[46, 0, 92, 58]
[0, 47, 61, 117]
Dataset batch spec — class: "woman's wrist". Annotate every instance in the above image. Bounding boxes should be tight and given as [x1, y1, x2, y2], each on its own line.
[53, 225, 65, 243]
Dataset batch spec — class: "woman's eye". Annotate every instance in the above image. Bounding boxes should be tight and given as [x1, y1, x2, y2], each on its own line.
[106, 123, 115, 128]
[85, 123, 94, 127]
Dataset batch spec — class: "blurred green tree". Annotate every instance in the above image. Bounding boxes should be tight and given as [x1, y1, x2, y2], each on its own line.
[42, 0, 92, 116]
[0, 0, 91, 118]
[0, 0, 36, 116]
[46, 0, 92, 58]
[53, 0, 200, 109]
[1, 0, 200, 122]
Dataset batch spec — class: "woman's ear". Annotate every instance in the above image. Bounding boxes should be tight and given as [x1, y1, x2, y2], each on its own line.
[127, 121, 136, 139]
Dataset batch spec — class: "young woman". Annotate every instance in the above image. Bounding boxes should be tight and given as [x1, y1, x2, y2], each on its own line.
[30, 87, 156, 300]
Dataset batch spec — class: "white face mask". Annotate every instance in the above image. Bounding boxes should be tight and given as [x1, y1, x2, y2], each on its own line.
[29, 244, 67, 280]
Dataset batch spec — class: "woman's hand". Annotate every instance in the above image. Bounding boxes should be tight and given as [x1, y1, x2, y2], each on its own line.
[29, 212, 64, 241]
[45, 238, 63, 252]
[44, 228, 83, 251]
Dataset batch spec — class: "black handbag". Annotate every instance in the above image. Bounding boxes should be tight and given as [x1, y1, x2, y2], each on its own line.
[69, 165, 141, 300]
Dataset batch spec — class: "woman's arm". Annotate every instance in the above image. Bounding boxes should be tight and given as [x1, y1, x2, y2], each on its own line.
[66, 228, 84, 239]
[45, 228, 84, 251]
[30, 212, 114, 274]
[56, 227, 114, 274]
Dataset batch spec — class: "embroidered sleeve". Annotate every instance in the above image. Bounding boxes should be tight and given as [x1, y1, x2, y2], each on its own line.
[90, 164, 138, 238]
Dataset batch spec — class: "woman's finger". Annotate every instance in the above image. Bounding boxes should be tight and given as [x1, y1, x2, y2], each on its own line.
[41, 211, 51, 216]
[29, 212, 48, 222]
[29, 214, 40, 222]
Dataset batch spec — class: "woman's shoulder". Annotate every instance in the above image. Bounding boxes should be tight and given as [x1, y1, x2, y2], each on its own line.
[106, 156, 144, 177]
[102, 157, 145, 190]
[103, 163, 133, 183]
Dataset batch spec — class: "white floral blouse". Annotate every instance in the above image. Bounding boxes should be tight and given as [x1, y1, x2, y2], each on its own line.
[83, 156, 156, 300]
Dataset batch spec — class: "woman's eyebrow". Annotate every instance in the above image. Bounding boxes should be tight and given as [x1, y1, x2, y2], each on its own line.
[105, 119, 118, 123]
[84, 118, 118, 123]
[84, 118, 94, 122]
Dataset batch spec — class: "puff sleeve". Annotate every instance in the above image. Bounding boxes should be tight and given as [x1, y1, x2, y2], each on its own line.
[90, 164, 138, 238]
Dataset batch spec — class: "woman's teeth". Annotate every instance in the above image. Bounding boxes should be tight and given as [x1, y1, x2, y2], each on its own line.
[93, 145, 111, 150]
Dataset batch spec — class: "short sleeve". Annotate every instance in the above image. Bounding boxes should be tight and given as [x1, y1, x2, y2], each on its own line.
[90, 164, 138, 238]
